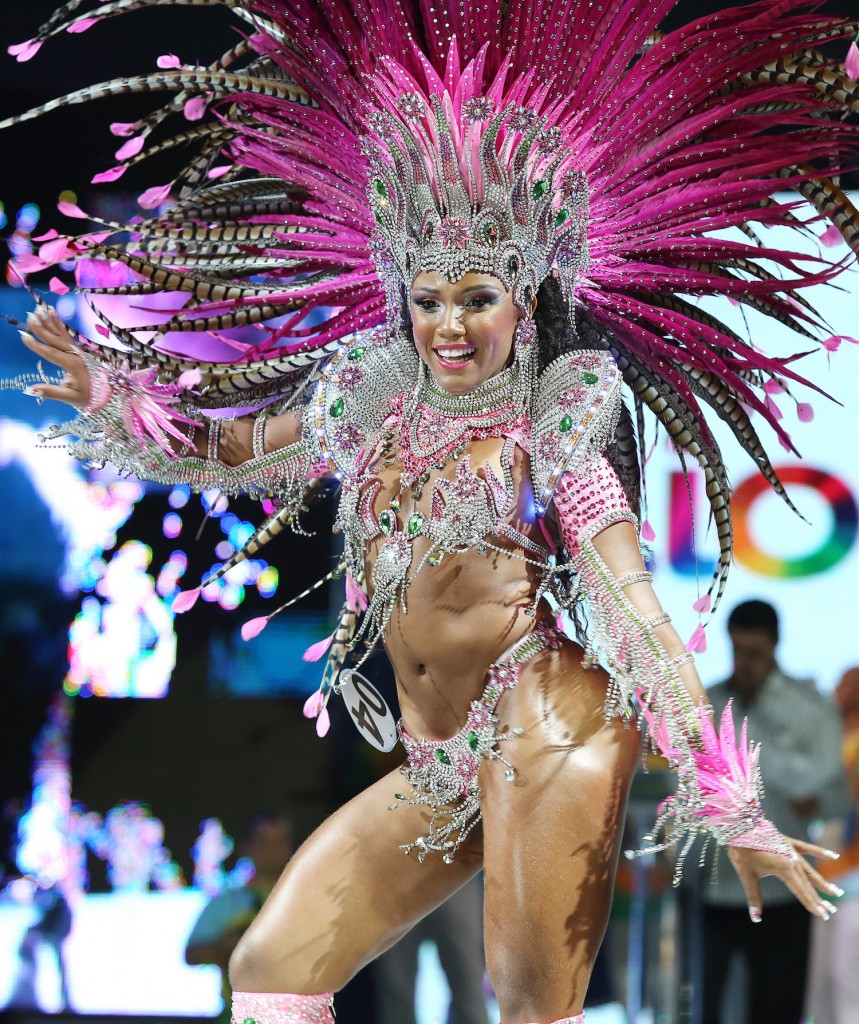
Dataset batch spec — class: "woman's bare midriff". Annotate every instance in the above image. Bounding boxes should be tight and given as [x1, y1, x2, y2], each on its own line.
[361, 435, 565, 740]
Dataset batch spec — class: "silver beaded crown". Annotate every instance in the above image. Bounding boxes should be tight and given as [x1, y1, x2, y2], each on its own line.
[363, 89, 590, 317]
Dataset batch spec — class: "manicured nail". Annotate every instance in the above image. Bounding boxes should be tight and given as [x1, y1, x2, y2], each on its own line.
[818, 905, 831, 921]
[23, 386, 42, 396]
[827, 884, 845, 897]
[824, 849, 840, 860]
[749, 907, 762, 923]
[19, 330, 35, 342]
[822, 901, 838, 915]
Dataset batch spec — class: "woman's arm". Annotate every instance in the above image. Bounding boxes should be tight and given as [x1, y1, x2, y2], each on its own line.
[552, 456, 839, 919]
[19, 306, 312, 489]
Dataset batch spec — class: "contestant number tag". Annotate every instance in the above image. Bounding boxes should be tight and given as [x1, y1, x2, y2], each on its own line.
[339, 669, 398, 752]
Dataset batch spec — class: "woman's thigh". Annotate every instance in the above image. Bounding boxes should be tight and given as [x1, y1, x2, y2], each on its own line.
[480, 645, 639, 1022]
[230, 763, 483, 994]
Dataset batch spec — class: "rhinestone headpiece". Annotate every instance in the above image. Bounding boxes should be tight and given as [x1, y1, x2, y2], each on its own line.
[363, 80, 589, 318]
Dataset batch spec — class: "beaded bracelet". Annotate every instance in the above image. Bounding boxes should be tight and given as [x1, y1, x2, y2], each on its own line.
[648, 611, 671, 628]
[207, 419, 223, 462]
[616, 569, 653, 589]
[252, 414, 267, 459]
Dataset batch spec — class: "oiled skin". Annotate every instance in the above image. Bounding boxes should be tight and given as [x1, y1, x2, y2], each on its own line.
[227, 425, 642, 1022]
[21, 304, 837, 1024]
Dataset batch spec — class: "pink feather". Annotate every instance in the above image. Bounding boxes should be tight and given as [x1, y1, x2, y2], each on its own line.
[302, 631, 335, 662]
[91, 166, 127, 184]
[796, 402, 814, 423]
[67, 18, 98, 34]
[172, 588, 200, 613]
[692, 594, 711, 614]
[115, 135, 146, 161]
[240, 616, 269, 641]
[345, 573, 368, 613]
[685, 623, 707, 654]
[641, 519, 656, 542]
[846, 41, 859, 81]
[8, 39, 43, 62]
[49, 277, 70, 296]
[303, 690, 324, 719]
[138, 184, 172, 210]
[315, 707, 331, 737]
[57, 200, 88, 219]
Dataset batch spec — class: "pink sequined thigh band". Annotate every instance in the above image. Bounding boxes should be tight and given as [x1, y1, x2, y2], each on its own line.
[231, 991, 334, 1024]
[393, 622, 564, 862]
[516, 1016, 585, 1023]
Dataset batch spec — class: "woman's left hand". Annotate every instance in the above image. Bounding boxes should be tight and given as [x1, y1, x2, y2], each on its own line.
[727, 836, 843, 922]
[19, 305, 91, 408]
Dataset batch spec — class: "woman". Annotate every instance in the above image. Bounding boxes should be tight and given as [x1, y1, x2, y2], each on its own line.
[7, 1, 858, 1021]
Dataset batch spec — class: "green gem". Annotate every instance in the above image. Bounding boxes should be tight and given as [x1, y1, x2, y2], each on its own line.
[389, 495, 401, 512]
[347, 346, 365, 361]
[329, 397, 344, 417]
[559, 414, 573, 432]
[395, 793, 405, 800]
[434, 748, 452, 766]
[582, 371, 598, 385]
[555, 208, 569, 227]
[427, 552, 442, 567]
[243, 1018, 255, 1024]
[532, 179, 548, 199]
[467, 731, 479, 752]
[407, 512, 425, 536]
[374, 210, 383, 225]
[379, 510, 394, 534]
[372, 178, 388, 197]
[483, 222, 499, 246]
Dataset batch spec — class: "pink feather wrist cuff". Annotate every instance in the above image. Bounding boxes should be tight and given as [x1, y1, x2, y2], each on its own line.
[82, 362, 112, 414]
[633, 700, 793, 879]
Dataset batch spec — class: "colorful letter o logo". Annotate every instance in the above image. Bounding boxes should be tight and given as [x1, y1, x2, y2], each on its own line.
[732, 466, 858, 577]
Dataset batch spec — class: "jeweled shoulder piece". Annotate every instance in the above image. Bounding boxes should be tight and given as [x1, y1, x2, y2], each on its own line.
[363, 75, 589, 316]
[530, 349, 621, 514]
[312, 326, 420, 479]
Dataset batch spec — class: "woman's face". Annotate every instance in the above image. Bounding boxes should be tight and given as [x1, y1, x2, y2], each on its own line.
[409, 271, 519, 394]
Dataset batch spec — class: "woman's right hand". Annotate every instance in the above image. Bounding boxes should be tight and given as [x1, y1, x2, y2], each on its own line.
[20, 305, 91, 408]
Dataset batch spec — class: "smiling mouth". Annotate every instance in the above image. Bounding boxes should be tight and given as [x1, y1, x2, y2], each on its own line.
[434, 346, 476, 367]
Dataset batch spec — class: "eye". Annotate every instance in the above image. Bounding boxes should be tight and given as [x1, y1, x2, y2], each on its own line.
[467, 293, 498, 308]
[412, 297, 439, 311]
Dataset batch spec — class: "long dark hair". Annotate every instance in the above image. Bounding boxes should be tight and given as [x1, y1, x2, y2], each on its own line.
[534, 274, 641, 521]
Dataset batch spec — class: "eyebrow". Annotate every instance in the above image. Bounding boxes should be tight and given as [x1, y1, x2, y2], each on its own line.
[410, 284, 502, 296]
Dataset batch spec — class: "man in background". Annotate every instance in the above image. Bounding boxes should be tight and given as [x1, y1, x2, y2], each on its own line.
[185, 813, 293, 1023]
[692, 600, 849, 1024]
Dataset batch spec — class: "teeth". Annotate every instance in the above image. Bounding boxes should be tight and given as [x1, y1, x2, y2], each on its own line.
[437, 348, 475, 361]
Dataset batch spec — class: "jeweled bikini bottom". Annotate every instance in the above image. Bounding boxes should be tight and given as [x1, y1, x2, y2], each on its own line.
[393, 622, 564, 862]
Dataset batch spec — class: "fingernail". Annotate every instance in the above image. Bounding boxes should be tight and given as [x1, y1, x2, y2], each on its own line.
[23, 386, 42, 397]
[19, 330, 35, 342]
[824, 850, 840, 860]
[822, 901, 838, 915]
[818, 905, 831, 921]
[749, 907, 762, 923]
[827, 884, 845, 897]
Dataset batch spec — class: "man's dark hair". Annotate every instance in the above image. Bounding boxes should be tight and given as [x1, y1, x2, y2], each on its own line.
[727, 599, 779, 643]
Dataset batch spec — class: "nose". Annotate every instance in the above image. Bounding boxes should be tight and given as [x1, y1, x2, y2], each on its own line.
[438, 302, 466, 338]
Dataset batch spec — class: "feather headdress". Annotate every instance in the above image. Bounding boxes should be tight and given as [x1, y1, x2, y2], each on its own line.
[3, 0, 859, 605]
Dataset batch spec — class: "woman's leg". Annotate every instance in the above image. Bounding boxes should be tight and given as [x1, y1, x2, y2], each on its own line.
[480, 643, 639, 1024]
[229, 762, 483, 997]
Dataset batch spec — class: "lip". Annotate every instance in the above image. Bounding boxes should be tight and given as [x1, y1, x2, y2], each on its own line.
[433, 346, 475, 370]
